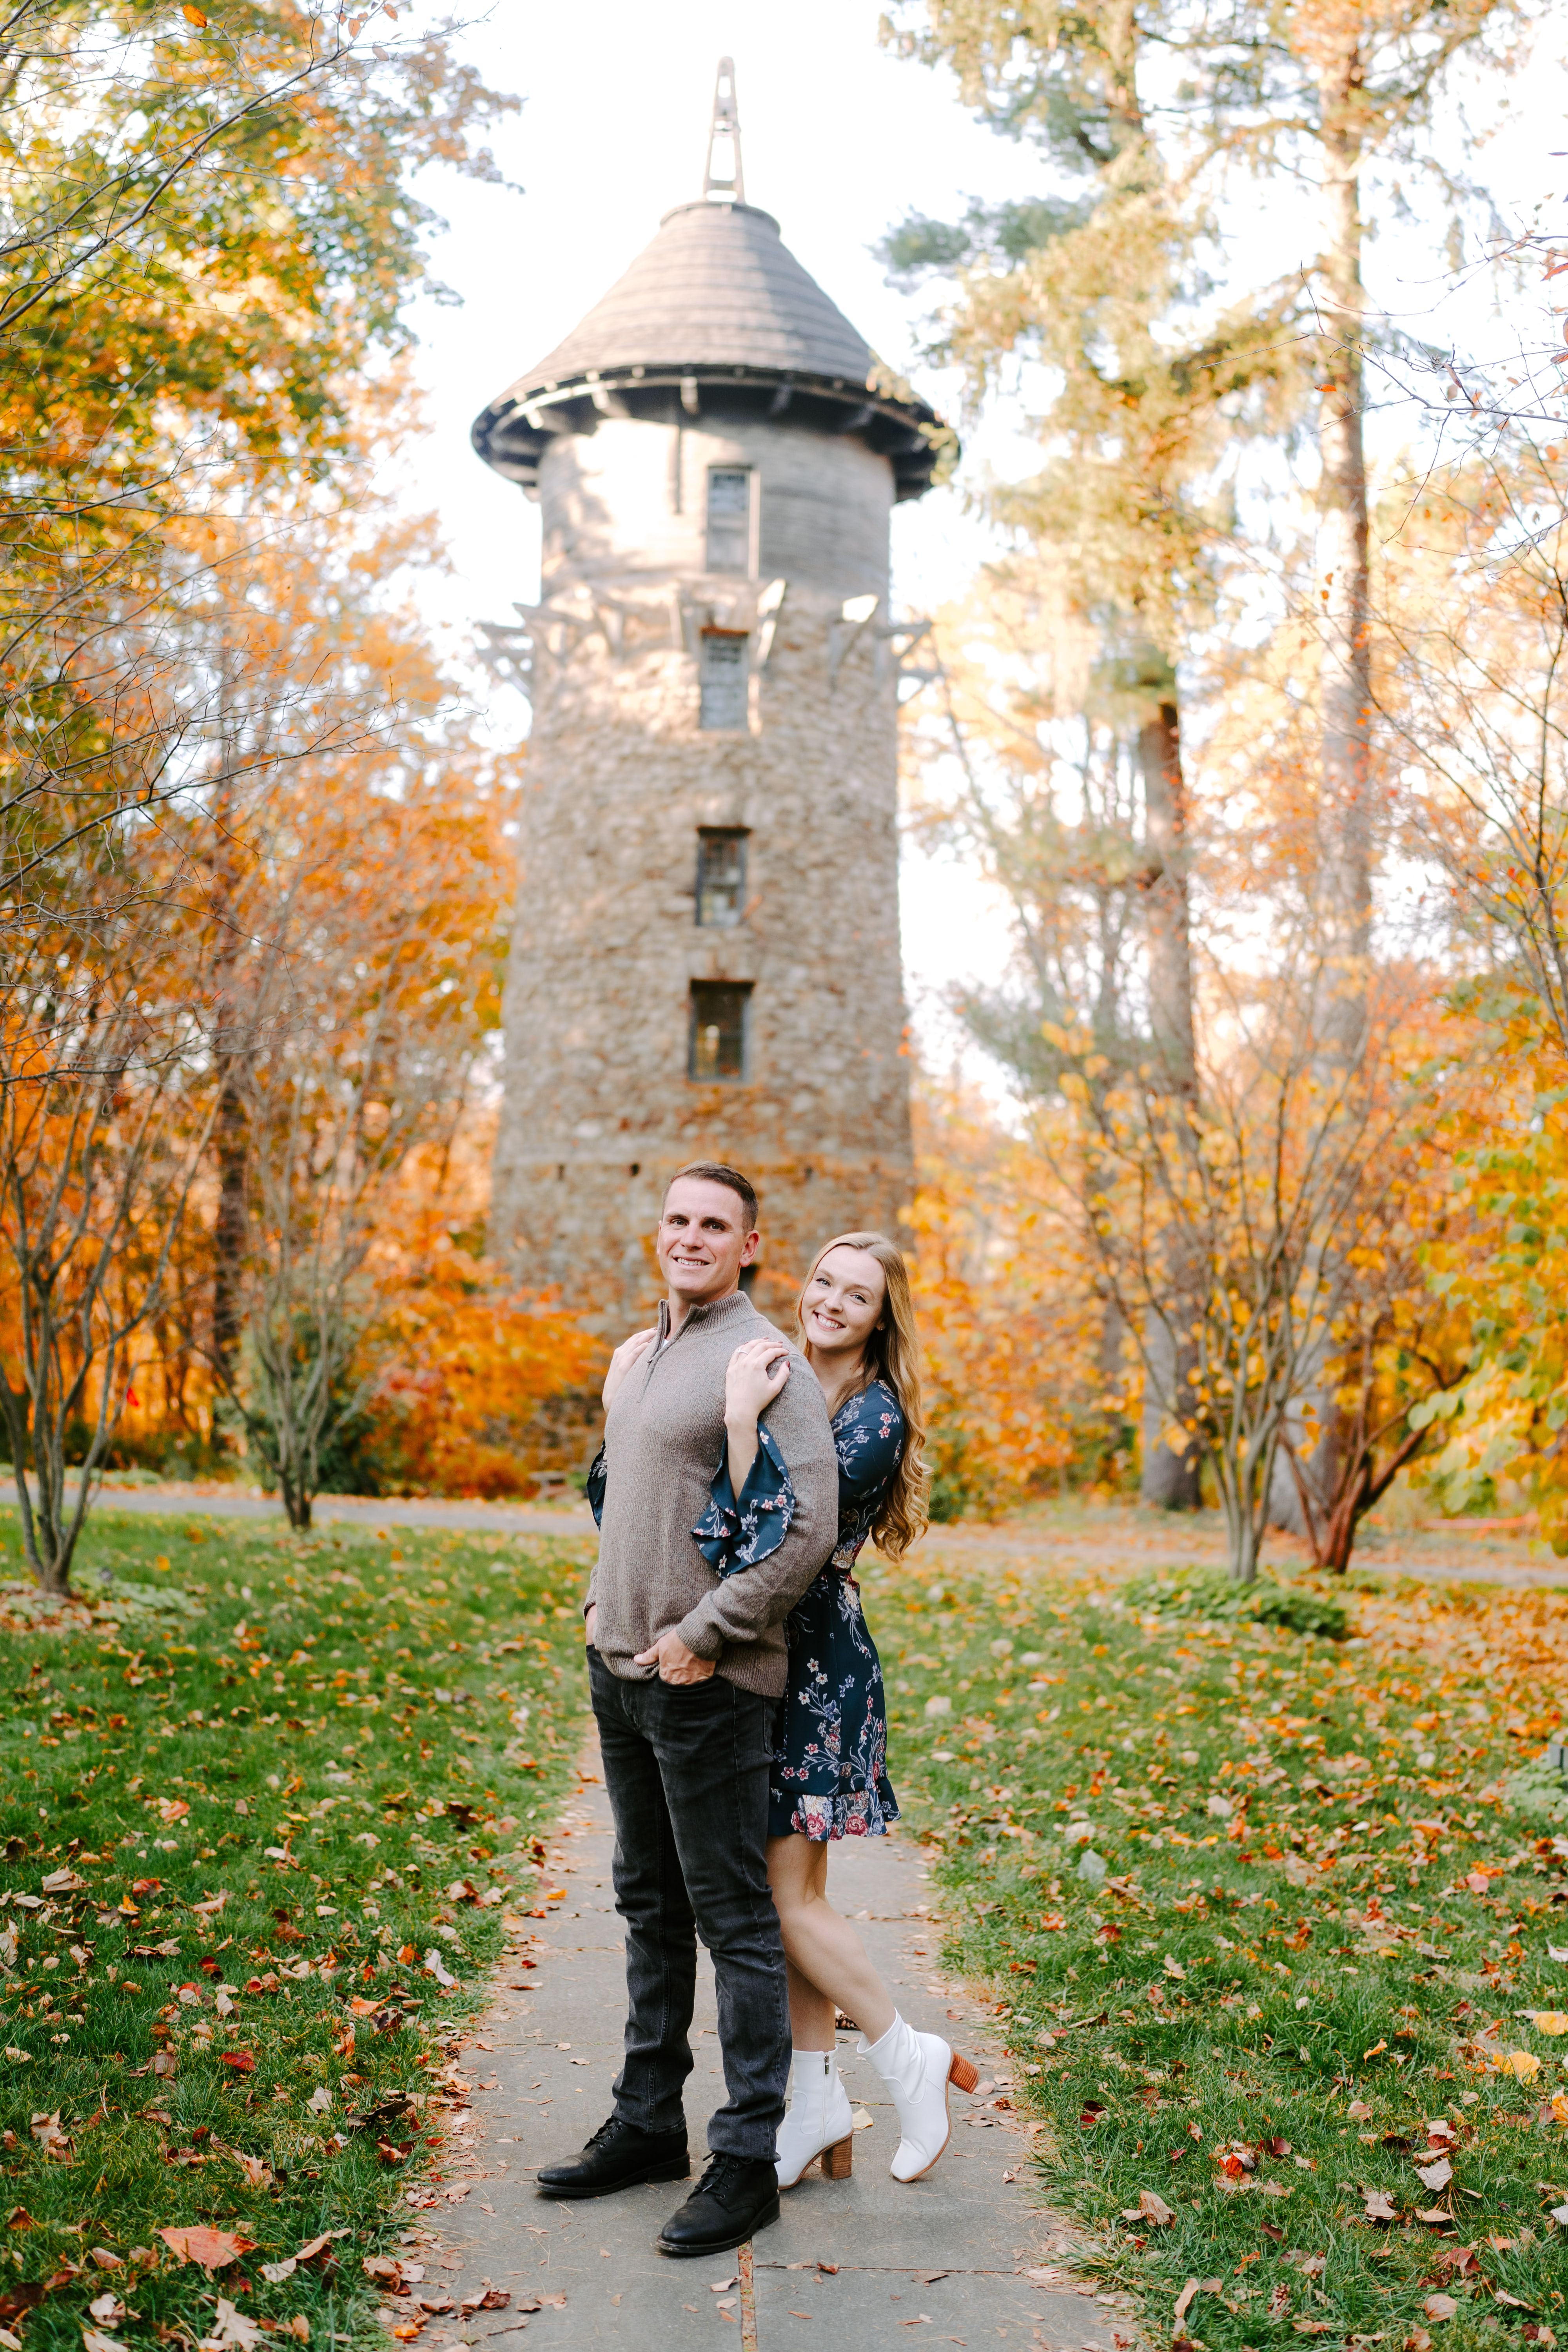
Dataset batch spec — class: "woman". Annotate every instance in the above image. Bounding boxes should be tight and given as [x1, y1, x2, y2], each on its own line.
[698, 1232, 978, 2193]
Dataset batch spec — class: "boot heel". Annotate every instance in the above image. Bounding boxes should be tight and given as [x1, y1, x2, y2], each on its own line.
[820, 2134, 853, 2180]
[947, 2053, 979, 2094]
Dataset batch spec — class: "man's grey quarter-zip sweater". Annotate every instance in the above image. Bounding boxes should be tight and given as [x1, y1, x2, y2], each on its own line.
[584, 1289, 839, 1698]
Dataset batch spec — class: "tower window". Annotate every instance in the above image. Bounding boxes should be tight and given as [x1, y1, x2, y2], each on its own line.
[699, 631, 749, 730]
[696, 830, 748, 927]
[689, 980, 751, 1082]
[706, 467, 753, 573]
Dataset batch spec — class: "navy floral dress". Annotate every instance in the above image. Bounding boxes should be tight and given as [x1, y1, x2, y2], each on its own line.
[695, 1379, 904, 1841]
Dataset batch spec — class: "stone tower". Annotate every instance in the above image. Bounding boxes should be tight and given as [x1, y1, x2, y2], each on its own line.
[471, 63, 949, 1327]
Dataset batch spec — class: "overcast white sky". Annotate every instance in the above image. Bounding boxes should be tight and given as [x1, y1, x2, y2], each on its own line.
[394, 0, 1568, 1080]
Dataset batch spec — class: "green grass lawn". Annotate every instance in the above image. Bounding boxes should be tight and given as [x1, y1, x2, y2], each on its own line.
[864, 1544, 1568, 2352]
[0, 1508, 594, 2352]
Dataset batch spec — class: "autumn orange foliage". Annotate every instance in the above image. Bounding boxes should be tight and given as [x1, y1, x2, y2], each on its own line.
[359, 1136, 602, 1498]
[907, 1089, 1103, 1517]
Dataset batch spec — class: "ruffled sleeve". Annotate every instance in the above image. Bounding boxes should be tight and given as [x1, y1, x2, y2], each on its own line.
[584, 1445, 607, 1528]
[691, 1423, 797, 1577]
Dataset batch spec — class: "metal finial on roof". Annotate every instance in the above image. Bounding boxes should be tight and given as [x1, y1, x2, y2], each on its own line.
[703, 56, 744, 205]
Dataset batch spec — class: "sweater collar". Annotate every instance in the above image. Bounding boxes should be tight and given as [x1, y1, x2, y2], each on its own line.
[657, 1288, 754, 1343]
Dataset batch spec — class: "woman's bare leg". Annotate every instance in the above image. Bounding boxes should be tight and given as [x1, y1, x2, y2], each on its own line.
[767, 1833, 897, 2049]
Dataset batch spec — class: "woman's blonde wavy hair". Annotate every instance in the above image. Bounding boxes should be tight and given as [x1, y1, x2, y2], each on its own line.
[795, 1230, 929, 1564]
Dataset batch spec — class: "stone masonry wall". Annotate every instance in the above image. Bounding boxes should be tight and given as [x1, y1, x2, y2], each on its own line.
[492, 411, 913, 1333]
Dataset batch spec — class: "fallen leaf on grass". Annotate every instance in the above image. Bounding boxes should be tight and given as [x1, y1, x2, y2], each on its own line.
[1294, 2323, 1332, 2336]
[1496, 2294, 1535, 2312]
[1416, 2159, 1453, 2191]
[1531, 2014, 1568, 2036]
[1268, 2285, 1292, 2319]
[1494, 2050, 1542, 2082]
[1425, 2298, 1459, 2323]
[217, 2053, 255, 2076]
[1121, 2190, 1174, 2227]
[1347, 2100, 1373, 2121]
[1173, 2279, 1221, 2321]
[87, 2296, 124, 2326]
[82, 2330, 125, 2352]
[30, 2113, 69, 2157]
[158, 2229, 253, 2272]
[260, 2262, 295, 2287]
[206, 2296, 263, 2350]
[1363, 2190, 1400, 2224]
[295, 2233, 347, 2265]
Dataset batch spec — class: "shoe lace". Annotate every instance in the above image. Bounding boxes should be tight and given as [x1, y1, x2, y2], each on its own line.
[698, 2152, 752, 2204]
[585, 2115, 628, 2151]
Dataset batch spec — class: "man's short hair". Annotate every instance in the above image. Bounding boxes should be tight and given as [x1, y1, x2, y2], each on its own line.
[666, 1161, 759, 1231]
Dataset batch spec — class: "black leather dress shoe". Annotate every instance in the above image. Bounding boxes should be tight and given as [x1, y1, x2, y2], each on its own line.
[535, 2113, 690, 2200]
[657, 2152, 780, 2257]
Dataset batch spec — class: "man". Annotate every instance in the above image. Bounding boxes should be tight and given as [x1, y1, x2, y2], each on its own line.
[537, 1163, 838, 2257]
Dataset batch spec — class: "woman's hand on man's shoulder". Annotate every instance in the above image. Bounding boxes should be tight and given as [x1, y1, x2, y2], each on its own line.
[603, 1325, 659, 1410]
[723, 1334, 791, 1429]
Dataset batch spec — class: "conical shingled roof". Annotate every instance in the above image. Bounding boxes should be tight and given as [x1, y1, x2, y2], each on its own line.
[471, 198, 949, 503]
[519, 201, 872, 388]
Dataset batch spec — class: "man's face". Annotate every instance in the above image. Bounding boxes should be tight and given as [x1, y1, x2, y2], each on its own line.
[656, 1177, 759, 1304]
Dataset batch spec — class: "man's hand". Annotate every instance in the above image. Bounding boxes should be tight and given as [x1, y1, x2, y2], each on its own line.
[633, 1630, 715, 1685]
[584, 1602, 597, 1649]
[602, 1325, 658, 1412]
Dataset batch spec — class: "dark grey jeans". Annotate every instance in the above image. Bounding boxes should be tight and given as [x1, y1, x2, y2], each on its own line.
[588, 1650, 789, 2161]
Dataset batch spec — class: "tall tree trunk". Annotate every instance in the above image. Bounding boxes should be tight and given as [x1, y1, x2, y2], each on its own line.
[1271, 49, 1373, 1537]
[1137, 671, 1203, 1510]
[1316, 49, 1374, 1008]
[207, 737, 250, 1431]
[212, 1071, 247, 1401]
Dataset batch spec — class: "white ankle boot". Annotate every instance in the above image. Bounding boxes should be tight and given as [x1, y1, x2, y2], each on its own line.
[859, 2012, 979, 2182]
[774, 2047, 855, 2189]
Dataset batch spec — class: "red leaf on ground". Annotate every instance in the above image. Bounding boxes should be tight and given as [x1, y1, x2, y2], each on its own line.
[218, 2053, 256, 2074]
[158, 2228, 253, 2271]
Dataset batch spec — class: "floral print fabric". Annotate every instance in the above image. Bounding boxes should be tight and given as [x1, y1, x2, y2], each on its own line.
[757, 1379, 905, 1841]
[690, 1423, 797, 1571]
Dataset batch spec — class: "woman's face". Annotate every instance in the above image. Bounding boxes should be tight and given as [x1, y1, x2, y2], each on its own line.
[803, 1246, 887, 1358]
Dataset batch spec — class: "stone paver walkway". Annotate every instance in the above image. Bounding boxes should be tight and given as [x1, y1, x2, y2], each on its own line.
[405, 1748, 1129, 2351]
